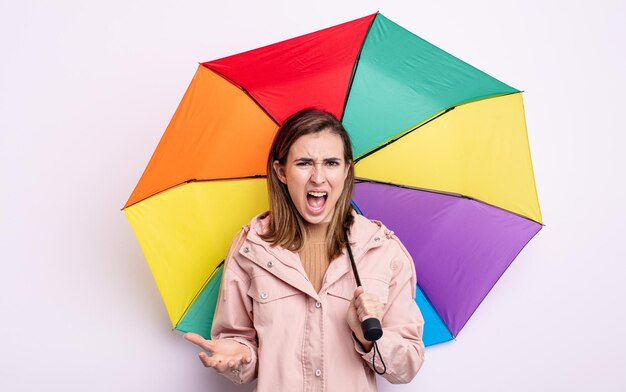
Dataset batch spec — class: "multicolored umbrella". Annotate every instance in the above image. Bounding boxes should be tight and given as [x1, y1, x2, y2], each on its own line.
[123, 12, 542, 347]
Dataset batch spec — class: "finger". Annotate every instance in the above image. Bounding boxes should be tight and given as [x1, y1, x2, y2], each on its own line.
[357, 301, 374, 316]
[373, 302, 384, 317]
[184, 332, 203, 344]
[354, 292, 370, 309]
[354, 294, 363, 308]
[361, 293, 379, 303]
[355, 292, 379, 310]
[358, 296, 382, 310]
[228, 359, 237, 368]
[358, 308, 374, 321]
[198, 351, 213, 368]
[370, 300, 384, 317]
[353, 286, 364, 301]
[361, 314, 374, 322]
[215, 359, 230, 373]
[357, 302, 380, 321]
[184, 333, 212, 351]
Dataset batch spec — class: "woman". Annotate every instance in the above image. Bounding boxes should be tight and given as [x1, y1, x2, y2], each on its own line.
[184, 109, 425, 391]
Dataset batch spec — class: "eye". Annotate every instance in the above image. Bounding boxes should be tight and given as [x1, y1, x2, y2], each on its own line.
[326, 160, 341, 166]
[296, 161, 312, 166]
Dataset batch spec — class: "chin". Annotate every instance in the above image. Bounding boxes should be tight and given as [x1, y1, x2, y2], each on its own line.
[306, 211, 334, 226]
[298, 210, 327, 226]
[306, 218, 326, 226]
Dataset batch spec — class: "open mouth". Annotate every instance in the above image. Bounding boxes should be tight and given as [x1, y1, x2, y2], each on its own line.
[306, 191, 327, 212]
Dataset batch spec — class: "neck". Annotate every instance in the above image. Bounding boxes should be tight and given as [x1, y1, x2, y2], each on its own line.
[305, 221, 329, 243]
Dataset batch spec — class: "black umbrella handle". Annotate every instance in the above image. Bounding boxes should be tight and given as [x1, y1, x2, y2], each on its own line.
[361, 317, 383, 341]
[344, 231, 383, 342]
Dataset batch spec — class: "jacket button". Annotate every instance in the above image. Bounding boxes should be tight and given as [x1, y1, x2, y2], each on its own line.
[242, 247, 250, 253]
[315, 369, 321, 377]
[267, 261, 273, 268]
[374, 237, 380, 242]
[315, 301, 321, 308]
[260, 292, 268, 299]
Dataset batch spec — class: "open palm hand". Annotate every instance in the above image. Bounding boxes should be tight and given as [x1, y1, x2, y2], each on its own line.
[184, 332, 252, 373]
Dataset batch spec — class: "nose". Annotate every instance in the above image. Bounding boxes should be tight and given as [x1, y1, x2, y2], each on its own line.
[310, 163, 326, 184]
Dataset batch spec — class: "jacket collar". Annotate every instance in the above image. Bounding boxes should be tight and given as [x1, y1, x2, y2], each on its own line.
[239, 211, 392, 298]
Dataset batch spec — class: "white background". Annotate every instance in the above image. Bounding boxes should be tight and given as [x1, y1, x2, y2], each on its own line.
[1, 0, 625, 391]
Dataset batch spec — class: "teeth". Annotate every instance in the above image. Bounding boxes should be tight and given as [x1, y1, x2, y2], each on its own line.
[308, 191, 327, 197]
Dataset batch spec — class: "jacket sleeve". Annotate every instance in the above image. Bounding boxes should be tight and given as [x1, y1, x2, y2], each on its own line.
[210, 230, 259, 384]
[353, 236, 425, 384]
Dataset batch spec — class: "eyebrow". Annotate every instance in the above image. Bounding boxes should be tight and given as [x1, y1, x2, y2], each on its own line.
[293, 157, 342, 163]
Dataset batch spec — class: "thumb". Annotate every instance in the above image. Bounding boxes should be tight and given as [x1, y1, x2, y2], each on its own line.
[184, 332, 213, 351]
[353, 286, 364, 301]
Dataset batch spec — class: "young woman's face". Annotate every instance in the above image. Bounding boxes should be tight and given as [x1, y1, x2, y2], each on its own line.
[273, 130, 350, 226]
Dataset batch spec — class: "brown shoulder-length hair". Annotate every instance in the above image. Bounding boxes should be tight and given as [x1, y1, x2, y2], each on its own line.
[261, 108, 355, 260]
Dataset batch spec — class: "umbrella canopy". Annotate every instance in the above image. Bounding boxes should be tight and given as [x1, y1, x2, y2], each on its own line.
[124, 12, 542, 347]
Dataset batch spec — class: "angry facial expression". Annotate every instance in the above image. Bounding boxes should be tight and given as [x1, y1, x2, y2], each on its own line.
[273, 130, 350, 226]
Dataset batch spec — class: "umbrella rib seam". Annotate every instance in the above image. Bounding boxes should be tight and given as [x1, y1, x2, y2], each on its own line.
[122, 175, 266, 209]
[175, 260, 225, 331]
[354, 107, 454, 163]
[354, 91, 521, 163]
[354, 178, 544, 226]
[200, 64, 281, 126]
[340, 12, 379, 122]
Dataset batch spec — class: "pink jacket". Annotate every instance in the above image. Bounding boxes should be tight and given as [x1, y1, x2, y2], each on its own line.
[212, 211, 425, 391]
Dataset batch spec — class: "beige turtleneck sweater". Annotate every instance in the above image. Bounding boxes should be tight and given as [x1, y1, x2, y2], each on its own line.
[298, 223, 330, 293]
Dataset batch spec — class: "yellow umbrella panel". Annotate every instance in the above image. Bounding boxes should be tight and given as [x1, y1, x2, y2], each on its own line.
[125, 179, 268, 330]
[355, 92, 542, 225]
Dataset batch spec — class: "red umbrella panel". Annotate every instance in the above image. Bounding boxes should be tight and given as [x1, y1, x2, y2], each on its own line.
[124, 12, 542, 346]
